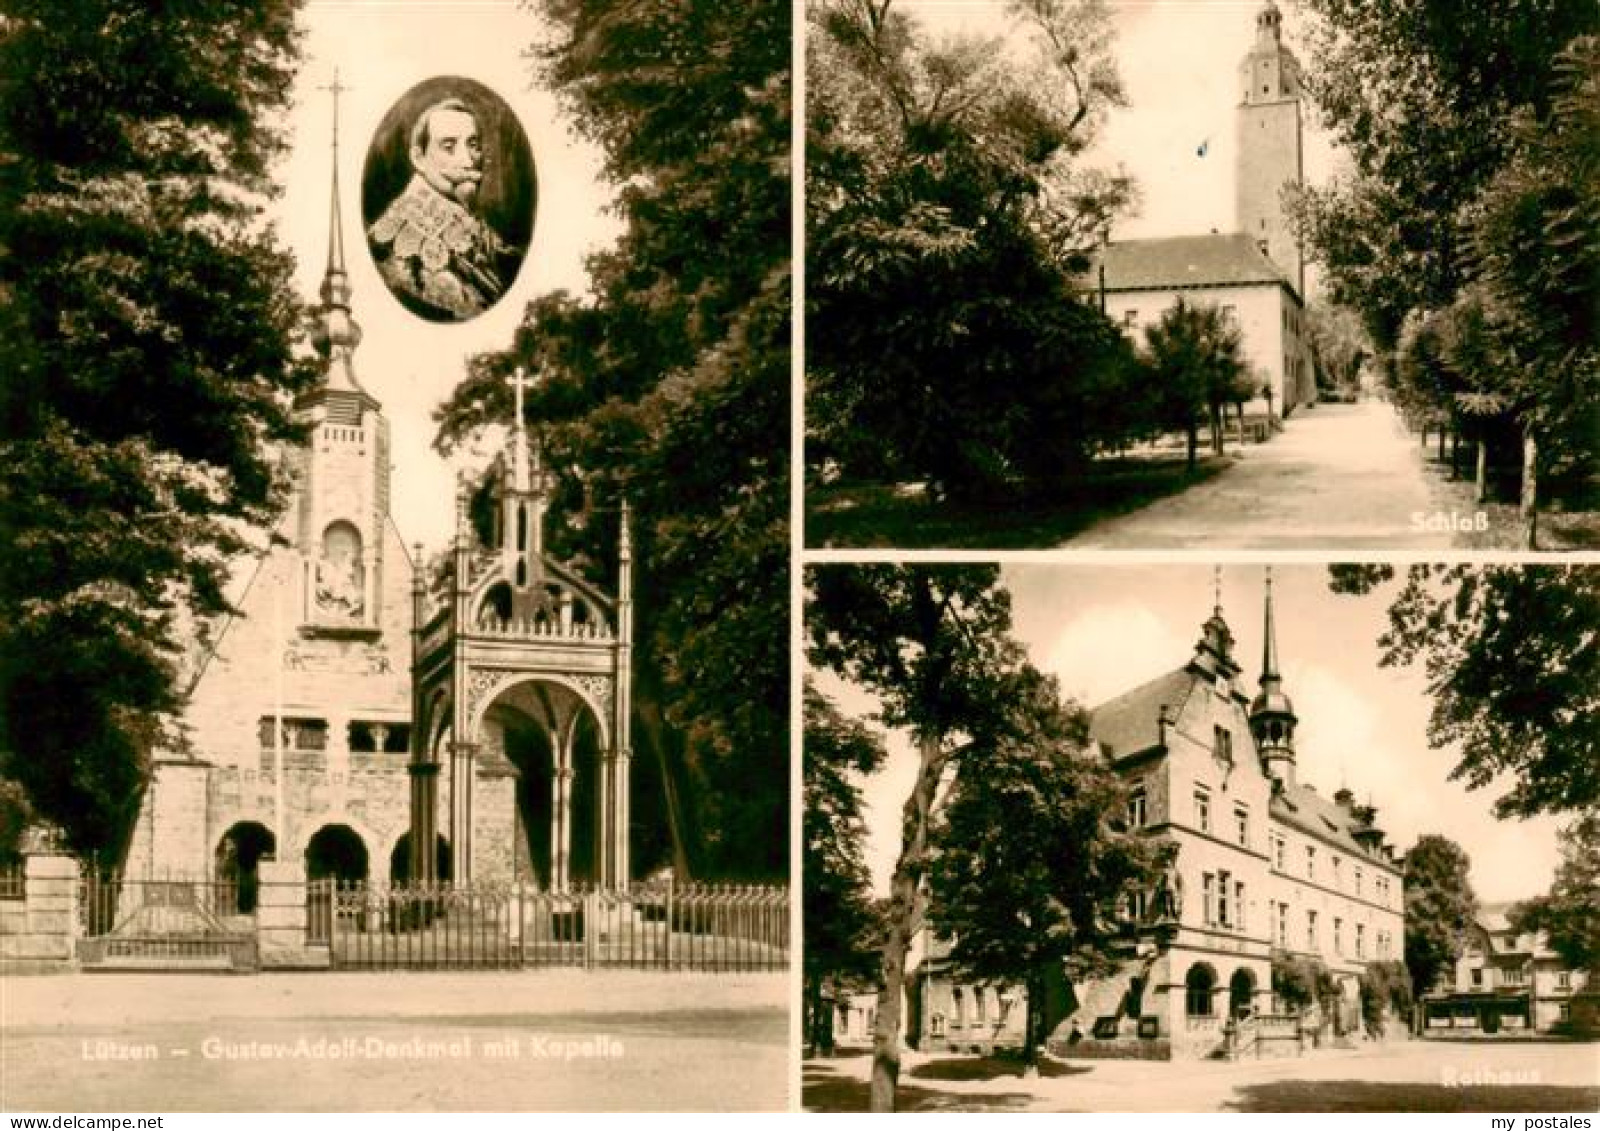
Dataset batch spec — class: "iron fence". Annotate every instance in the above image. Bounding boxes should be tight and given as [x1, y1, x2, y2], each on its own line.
[78, 869, 258, 969]
[313, 880, 789, 972]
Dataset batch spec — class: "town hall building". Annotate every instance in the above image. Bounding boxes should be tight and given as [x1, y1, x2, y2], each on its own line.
[907, 575, 1407, 1060]
[121, 89, 639, 900]
[1095, 0, 1317, 418]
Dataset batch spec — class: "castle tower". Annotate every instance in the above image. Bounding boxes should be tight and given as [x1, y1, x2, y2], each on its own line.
[1235, 0, 1305, 297]
[295, 71, 391, 635]
[1250, 568, 1298, 787]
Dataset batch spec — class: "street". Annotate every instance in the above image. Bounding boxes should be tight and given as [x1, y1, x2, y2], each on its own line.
[1, 970, 789, 1112]
[1066, 400, 1468, 549]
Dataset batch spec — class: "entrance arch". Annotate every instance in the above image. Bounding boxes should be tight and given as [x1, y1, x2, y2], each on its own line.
[1186, 962, 1218, 1017]
[482, 676, 607, 890]
[215, 821, 275, 913]
[1229, 967, 1258, 1018]
[305, 824, 369, 884]
[389, 833, 452, 886]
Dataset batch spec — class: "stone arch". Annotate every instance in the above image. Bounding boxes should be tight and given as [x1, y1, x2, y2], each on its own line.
[1186, 962, 1218, 1017]
[1229, 967, 1258, 1018]
[215, 820, 276, 914]
[294, 816, 380, 880]
[389, 831, 452, 886]
[468, 671, 610, 751]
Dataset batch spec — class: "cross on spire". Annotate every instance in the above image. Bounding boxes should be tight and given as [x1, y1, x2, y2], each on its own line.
[507, 366, 541, 490]
[1213, 565, 1223, 613]
[318, 68, 352, 276]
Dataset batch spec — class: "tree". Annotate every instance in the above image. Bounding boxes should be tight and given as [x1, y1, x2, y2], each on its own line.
[432, 0, 790, 879]
[1293, 3, 1599, 544]
[1359, 959, 1413, 1036]
[926, 664, 1167, 1072]
[1510, 813, 1600, 977]
[1403, 835, 1479, 997]
[1329, 564, 1600, 819]
[1303, 300, 1370, 397]
[806, 0, 1144, 500]
[806, 564, 1024, 1111]
[0, 1, 313, 864]
[1272, 951, 1338, 1015]
[803, 681, 888, 1055]
[1141, 299, 1252, 471]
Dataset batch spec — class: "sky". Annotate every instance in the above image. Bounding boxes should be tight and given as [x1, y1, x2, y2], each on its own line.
[271, 1, 622, 552]
[821, 564, 1567, 908]
[905, 0, 1342, 274]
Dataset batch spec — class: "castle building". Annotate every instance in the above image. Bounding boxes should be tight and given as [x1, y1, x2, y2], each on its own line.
[1095, 0, 1316, 417]
[123, 84, 640, 898]
[910, 575, 1407, 1060]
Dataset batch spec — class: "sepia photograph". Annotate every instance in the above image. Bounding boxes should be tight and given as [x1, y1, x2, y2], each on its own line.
[802, 562, 1599, 1112]
[804, 0, 1599, 550]
[0, 0, 790, 1114]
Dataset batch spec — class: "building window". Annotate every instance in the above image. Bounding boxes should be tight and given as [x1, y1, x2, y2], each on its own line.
[1271, 834, 1285, 871]
[1203, 873, 1216, 927]
[1355, 867, 1363, 897]
[1356, 924, 1365, 959]
[1305, 845, 1315, 881]
[1195, 787, 1211, 834]
[1186, 965, 1217, 1017]
[258, 716, 328, 751]
[1127, 786, 1147, 829]
[1333, 918, 1343, 955]
[1307, 910, 1318, 951]
[1123, 310, 1138, 328]
[1471, 968, 1484, 988]
[1217, 871, 1231, 929]
[1557, 971, 1572, 990]
[1275, 902, 1288, 947]
[1503, 967, 1526, 987]
[1221, 304, 1236, 324]
[1214, 726, 1233, 767]
[1332, 856, 1343, 890]
[952, 987, 964, 1027]
[1234, 805, 1249, 848]
[975, 989, 987, 1024]
[1234, 881, 1246, 933]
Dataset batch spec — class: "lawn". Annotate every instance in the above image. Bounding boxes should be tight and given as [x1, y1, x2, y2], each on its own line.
[806, 454, 1230, 549]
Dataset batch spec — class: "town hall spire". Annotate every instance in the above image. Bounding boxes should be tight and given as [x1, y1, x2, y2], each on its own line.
[1251, 567, 1299, 786]
[310, 68, 366, 396]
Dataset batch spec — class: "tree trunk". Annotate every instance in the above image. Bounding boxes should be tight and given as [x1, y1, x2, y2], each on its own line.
[871, 734, 948, 1112]
[1209, 406, 1224, 456]
[1448, 428, 1459, 480]
[1186, 421, 1198, 473]
[1475, 436, 1488, 504]
[1021, 973, 1042, 1077]
[1437, 422, 1446, 463]
[1520, 426, 1539, 551]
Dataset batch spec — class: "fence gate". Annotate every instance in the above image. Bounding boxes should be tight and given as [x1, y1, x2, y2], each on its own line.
[78, 871, 259, 971]
[312, 880, 788, 972]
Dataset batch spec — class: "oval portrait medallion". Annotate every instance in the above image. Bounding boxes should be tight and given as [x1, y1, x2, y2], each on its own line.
[362, 76, 537, 323]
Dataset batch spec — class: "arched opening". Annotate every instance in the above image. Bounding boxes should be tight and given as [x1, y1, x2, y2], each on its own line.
[315, 521, 365, 619]
[1229, 967, 1258, 1019]
[1186, 963, 1218, 1017]
[215, 821, 275, 914]
[305, 824, 369, 885]
[479, 582, 512, 627]
[389, 833, 452, 886]
[484, 678, 608, 890]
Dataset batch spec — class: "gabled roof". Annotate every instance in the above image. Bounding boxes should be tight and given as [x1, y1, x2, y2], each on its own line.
[1270, 779, 1396, 870]
[1088, 667, 1198, 760]
[1096, 232, 1292, 294]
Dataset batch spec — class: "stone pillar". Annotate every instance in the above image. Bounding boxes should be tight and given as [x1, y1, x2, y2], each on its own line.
[598, 750, 614, 889]
[614, 749, 631, 889]
[553, 766, 574, 891]
[257, 858, 327, 969]
[450, 740, 476, 884]
[408, 760, 440, 885]
[0, 855, 79, 972]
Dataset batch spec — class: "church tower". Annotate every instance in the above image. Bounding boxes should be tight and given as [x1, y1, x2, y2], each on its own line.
[293, 74, 391, 635]
[1250, 568, 1298, 787]
[1235, 0, 1305, 297]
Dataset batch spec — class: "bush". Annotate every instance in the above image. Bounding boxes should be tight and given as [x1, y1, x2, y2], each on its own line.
[1272, 951, 1338, 1013]
[1359, 960, 1413, 1035]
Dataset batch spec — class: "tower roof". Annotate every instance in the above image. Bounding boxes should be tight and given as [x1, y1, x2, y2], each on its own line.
[307, 68, 371, 405]
[1251, 568, 1295, 718]
[1095, 233, 1295, 294]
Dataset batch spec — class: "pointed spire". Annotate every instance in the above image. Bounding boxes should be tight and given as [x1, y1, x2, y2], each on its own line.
[508, 367, 535, 491]
[1261, 565, 1281, 681]
[310, 67, 364, 392]
[619, 497, 632, 561]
